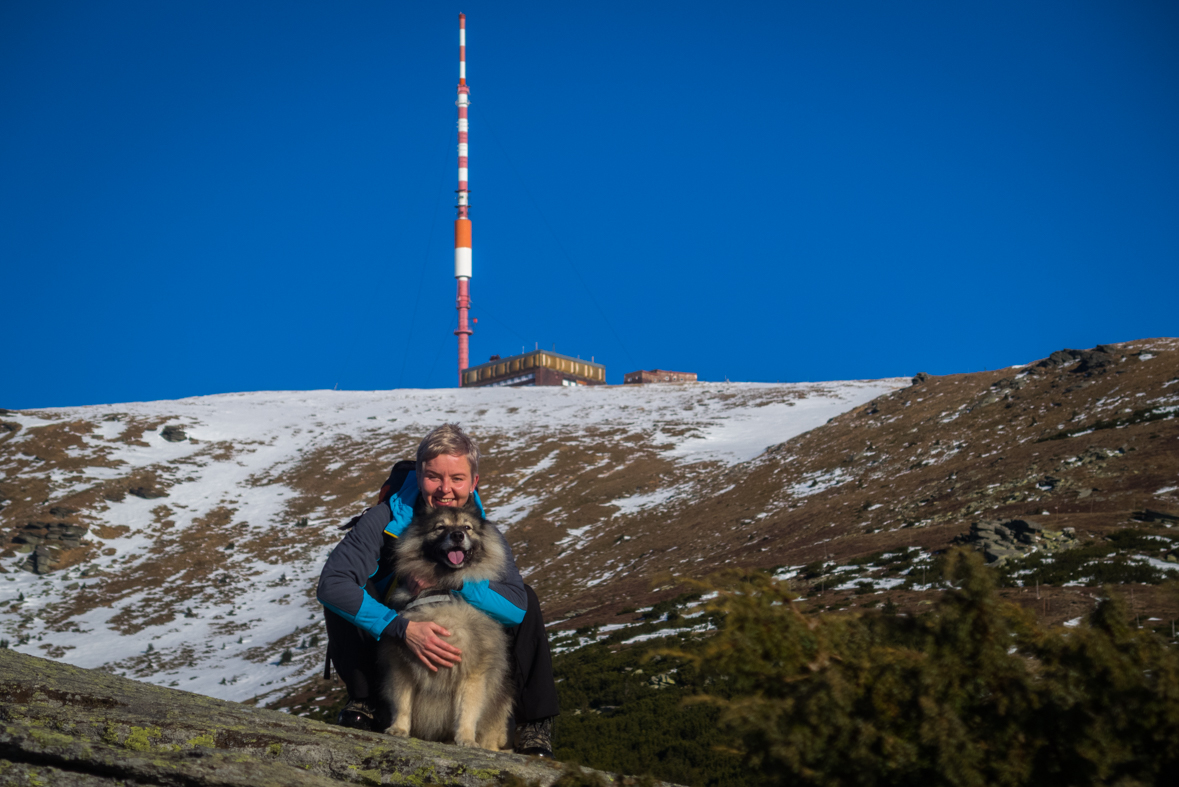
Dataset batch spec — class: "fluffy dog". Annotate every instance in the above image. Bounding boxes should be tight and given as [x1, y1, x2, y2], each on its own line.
[377, 506, 512, 750]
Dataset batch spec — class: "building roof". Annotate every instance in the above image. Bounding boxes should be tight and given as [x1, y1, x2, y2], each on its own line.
[463, 348, 605, 387]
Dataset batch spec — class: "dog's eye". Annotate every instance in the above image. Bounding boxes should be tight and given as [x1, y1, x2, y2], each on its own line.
[462, 526, 472, 532]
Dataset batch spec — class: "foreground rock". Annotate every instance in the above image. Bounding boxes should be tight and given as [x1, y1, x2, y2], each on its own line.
[0, 649, 662, 786]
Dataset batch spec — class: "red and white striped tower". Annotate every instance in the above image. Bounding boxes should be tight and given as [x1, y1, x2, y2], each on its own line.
[454, 12, 473, 385]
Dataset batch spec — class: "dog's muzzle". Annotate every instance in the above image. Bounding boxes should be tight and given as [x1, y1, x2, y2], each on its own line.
[445, 531, 468, 567]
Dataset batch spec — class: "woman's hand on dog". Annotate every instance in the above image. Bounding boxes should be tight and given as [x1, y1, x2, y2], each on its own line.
[405, 620, 463, 671]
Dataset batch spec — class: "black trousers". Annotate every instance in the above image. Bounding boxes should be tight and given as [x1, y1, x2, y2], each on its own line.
[324, 584, 560, 724]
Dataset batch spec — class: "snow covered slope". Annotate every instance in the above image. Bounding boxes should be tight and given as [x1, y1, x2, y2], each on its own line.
[6, 338, 1177, 714]
[0, 379, 903, 704]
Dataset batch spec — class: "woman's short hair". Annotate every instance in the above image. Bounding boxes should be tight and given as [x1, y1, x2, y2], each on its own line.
[416, 423, 480, 479]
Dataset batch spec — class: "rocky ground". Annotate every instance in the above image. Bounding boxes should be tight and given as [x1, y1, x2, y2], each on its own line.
[0, 647, 664, 786]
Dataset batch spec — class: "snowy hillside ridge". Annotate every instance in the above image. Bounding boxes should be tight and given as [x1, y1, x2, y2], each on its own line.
[0, 379, 906, 706]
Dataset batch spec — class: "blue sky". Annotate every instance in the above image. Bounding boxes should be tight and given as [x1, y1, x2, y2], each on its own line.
[2, 1, 1176, 408]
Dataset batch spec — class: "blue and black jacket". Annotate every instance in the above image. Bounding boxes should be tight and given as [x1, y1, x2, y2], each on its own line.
[316, 461, 527, 640]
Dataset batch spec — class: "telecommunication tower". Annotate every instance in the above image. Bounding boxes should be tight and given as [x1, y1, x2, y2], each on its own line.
[454, 13, 473, 385]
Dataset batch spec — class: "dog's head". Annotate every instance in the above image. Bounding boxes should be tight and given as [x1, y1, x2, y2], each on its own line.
[417, 506, 486, 572]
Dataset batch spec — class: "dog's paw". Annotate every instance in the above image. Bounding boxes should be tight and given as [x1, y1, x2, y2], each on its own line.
[454, 735, 479, 748]
[384, 726, 410, 737]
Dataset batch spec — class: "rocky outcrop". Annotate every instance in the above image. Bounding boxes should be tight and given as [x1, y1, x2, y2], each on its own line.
[127, 484, 168, 499]
[1029, 344, 1124, 377]
[160, 425, 188, 442]
[1033, 348, 1083, 370]
[0, 649, 663, 786]
[956, 518, 1078, 564]
[12, 520, 90, 574]
[1133, 510, 1179, 526]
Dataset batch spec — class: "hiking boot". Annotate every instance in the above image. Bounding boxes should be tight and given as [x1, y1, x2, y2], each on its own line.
[336, 699, 377, 731]
[514, 716, 555, 758]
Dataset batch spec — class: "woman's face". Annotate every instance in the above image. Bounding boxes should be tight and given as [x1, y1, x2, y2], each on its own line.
[419, 453, 478, 509]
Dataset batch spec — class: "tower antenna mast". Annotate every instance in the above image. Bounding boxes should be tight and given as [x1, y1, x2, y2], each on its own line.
[454, 12, 472, 385]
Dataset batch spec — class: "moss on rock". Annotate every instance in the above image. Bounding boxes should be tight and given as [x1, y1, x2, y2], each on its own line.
[0, 648, 669, 787]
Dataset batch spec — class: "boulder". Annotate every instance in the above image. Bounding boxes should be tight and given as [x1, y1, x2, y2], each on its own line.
[0, 648, 664, 786]
[956, 518, 1077, 564]
[1035, 349, 1082, 370]
[982, 543, 1022, 563]
[991, 376, 1026, 391]
[1074, 345, 1121, 376]
[1132, 510, 1179, 525]
[12, 521, 91, 573]
[161, 425, 188, 442]
[968, 392, 1003, 412]
[128, 485, 167, 500]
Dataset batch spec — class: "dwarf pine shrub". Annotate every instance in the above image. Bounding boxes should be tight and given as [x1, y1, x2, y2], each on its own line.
[689, 549, 1179, 787]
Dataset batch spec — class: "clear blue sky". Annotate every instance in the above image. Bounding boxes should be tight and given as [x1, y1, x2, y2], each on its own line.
[2, 1, 1176, 408]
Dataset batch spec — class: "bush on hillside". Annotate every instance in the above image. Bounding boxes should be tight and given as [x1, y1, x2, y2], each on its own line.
[685, 550, 1179, 787]
[554, 640, 751, 787]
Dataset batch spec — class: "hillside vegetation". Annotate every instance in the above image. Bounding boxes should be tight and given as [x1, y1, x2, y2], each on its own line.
[539, 553, 1179, 786]
[2, 338, 1178, 784]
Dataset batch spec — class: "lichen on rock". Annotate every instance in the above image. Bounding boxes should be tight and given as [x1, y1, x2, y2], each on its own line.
[0, 647, 670, 786]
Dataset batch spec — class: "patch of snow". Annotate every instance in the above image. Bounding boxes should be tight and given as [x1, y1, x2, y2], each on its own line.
[833, 576, 906, 592]
[787, 468, 849, 498]
[596, 623, 631, 634]
[1132, 556, 1179, 574]
[610, 484, 687, 516]
[556, 524, 596, 551]
[520, 450, 560, 478]
[666, 379, 908, 463]
[488, 494, 540, 528]
[772, 566, 802, 581]
[621, 621, 716, 645]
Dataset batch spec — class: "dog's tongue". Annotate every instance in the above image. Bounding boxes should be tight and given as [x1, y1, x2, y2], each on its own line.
[448, 550, 465, 566]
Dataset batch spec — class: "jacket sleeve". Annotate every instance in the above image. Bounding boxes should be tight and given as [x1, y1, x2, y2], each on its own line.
[317, 502, 407, 640]
[455, 523, 527, 626]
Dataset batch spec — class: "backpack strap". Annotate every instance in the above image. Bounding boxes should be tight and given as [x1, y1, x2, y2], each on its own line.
[378, 460, 417, 506]
[338, 459, 417, 531]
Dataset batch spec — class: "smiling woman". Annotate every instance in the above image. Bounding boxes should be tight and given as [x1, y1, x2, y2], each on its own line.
[416, 425, 480, 510]
[316, 422, 560, 755]
[419, 455, 477, 508]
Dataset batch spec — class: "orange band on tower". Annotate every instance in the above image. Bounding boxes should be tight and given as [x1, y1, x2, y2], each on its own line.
[455, 219, 472, 248]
